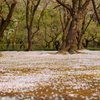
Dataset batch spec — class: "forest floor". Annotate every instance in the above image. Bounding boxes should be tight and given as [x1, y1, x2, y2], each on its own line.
[0, 50, 100, 100]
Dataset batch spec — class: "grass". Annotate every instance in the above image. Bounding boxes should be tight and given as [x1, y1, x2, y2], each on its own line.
[34, 48, 56, 51]
[0, 48, 56, 51]
[87, 48, 100, 51]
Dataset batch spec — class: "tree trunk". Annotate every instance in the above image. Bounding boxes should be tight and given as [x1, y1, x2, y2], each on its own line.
[26, 0, 41, 51]
[27, 29, 33, 51]
[77, 36, 84, 49]
[0, 1, 17, 39]
[64, 18, 78, 53]
[27, 40, 33, 51]
[56, 0, 91, 53]
[92, 0, 100, 24]
[65, 34, 77, 52]
[0, 1, 17, 56]
[60, 14, 71, 50]
[85, 40, 89, 48]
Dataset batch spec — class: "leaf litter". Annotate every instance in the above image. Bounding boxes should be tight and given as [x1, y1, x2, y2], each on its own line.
[0, 50, 100, 100]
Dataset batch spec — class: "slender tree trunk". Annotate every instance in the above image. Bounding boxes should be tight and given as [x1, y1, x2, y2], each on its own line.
[60, 13, 71, 50]
[27, 40, 33, 51]
[6, 41, 10, 50]
[77, 36, 84, 49]
[85, 40, 89, 48]
[27, 30, 33, 51]
[26, 0, 42, 51]
[92, 0, 100, 24]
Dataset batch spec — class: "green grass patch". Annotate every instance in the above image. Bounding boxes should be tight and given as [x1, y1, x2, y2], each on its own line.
[34, 48, 56, 51]
[87, 48, 100, 51]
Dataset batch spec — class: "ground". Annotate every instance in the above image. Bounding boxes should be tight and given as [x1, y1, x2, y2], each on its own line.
[0, 50, 100, 100]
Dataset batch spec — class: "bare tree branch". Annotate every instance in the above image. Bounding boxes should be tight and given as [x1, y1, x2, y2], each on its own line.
[4, 0, 10, 9]
[84, 3, 100, 32]
[32, 0, 50, 38]
[81, 0, 91, 11]
[92, 0, 100, 24]
[56, 0, 72, 14]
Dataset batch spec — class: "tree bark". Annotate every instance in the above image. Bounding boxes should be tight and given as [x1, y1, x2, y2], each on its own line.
[92, 0, 100, 24]
[0, 0, 17, 39]
[26, 0, 49, 51]
[56, 0, 91, 53]
[0, 0, 17, 56]
[26, 0, 41, 51]
[64, 18, 78, 53]
[59, 6, 71, 50]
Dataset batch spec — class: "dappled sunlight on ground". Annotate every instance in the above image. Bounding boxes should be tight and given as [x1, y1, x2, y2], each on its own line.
[0, 50, 100, 100]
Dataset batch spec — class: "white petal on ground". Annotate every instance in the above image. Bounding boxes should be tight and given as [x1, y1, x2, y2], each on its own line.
[0, 50, 100, 99]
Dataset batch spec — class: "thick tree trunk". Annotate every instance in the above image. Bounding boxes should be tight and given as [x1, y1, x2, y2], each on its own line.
[0, 1, 17, 56]
[61, 39, 66, 50]
[56, 0, 91, 53]
[60, 18, 71, 50]
[64, 17, 78, 53]
[0, 1, 17, 39]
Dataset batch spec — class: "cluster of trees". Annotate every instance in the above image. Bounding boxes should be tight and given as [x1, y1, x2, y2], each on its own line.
[0, 0, 100, 53]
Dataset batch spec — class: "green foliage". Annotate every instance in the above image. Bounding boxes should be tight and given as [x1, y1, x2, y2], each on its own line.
[83, 21, 100, 48]
[0, 0, 100, 51]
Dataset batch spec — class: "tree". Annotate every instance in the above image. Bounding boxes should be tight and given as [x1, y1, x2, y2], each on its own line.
[0, 0, 17, 57]
[0, 0, 17, 39]
[25, 0, 50, 51]
[92, 0, 100, 24]
[77, 3, 100, 49]
[0, 0, 99, 52]
[83, 21, 100, 48]
[41, 8, 61, 49]
[57, 4, 71, 50]
[56, 0, 91, 53]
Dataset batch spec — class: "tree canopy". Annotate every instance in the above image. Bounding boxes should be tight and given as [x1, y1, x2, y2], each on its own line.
[0, 0, 100, 52]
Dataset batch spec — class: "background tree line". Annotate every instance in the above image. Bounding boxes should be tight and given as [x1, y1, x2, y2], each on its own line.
[0, 0, 100, 53]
